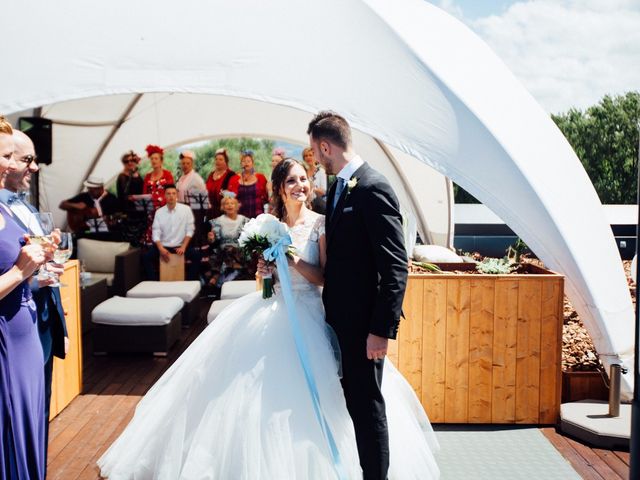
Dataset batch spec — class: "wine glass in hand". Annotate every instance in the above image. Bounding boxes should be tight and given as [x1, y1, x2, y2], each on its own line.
[27, 212, 55, 246]
[49, 232, 72, 288]
[27, 212, 57, 280]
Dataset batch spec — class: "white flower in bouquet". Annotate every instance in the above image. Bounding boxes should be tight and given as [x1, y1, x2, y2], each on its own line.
[239, 214, 291, 298]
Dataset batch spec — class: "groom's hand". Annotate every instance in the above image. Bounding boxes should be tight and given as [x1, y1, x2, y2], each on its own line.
[366, 334, 388, 361]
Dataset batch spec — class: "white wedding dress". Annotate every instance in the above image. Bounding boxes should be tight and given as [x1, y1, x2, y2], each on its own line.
[97, 212, 439, 479]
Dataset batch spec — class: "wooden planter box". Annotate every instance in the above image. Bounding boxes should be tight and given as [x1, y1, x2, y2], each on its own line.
[562, 370, 609, 403]
[388, 263, 563, 424]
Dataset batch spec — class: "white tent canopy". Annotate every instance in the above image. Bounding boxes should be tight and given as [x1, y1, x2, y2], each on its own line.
[2, 0, 634, 396]
[11, 93, 454, 249]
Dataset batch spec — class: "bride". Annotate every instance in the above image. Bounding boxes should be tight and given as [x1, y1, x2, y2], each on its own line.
[97, 159, 439, 479]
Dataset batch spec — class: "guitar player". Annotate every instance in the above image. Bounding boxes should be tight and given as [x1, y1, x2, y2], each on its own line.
[59, 175, 121, 238]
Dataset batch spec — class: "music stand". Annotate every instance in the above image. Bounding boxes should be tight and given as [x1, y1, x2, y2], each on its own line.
[187, 192, 210, 247]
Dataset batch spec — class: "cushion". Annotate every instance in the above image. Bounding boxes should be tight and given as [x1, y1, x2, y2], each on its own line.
[88, 272, 115, 287]
[207, 299, 238, 324]
[92, 296, 184, 326]
[412, 245, 462, 263]
[220, 280, 257, 300]
[127, 281, 201, 303]
[77, 238, 130, 273]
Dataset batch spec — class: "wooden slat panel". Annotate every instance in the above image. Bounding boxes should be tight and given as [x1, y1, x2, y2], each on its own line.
[515, 279, 542, 423]
[51, 261, 82, 418]
[399, 277, 424, 399]
[444, 279, 470, 423]
[492, 279, 518, 423]
[539, 278, 563, 423]
[421, 278, 447, 422]
[468, 278, 494, 423]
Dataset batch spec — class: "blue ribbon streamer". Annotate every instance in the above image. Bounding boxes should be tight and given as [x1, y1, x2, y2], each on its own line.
[263, 236, 348, 480]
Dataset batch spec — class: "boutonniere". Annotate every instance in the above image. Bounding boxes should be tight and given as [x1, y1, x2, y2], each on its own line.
[347, 177, 358, 193]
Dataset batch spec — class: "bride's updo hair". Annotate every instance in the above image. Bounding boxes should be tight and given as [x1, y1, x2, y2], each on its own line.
[271, 157, 312, 222]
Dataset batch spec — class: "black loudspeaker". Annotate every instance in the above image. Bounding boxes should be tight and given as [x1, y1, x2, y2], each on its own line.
[18, 117, 52, 165]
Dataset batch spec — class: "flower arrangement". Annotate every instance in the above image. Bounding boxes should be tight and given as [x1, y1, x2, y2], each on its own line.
[238, 214, 291, 298]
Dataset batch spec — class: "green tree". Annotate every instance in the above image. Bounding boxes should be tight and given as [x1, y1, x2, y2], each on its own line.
[136, 137, 276, 181]
[552, 91, 640, 204]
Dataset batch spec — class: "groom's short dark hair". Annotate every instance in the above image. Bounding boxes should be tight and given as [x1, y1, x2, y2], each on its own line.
[307, 111, 352, 150]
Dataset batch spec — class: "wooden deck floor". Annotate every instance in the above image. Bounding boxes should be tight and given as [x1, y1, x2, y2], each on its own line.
[46, 312, 631, 480]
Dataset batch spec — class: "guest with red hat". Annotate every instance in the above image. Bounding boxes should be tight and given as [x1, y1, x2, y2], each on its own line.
[143, 144, 174, 210]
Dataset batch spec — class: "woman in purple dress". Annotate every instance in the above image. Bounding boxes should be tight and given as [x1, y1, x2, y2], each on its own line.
[0, 118, 48, 479]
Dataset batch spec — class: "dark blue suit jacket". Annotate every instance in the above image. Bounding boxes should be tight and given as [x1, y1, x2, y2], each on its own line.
[0, 189, 68, 359]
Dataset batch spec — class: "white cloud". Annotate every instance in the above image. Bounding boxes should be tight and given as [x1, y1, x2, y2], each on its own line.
[466, 1, 640, 113]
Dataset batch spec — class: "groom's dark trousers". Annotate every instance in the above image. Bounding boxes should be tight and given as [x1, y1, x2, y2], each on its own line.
[323, 162, 408, 480]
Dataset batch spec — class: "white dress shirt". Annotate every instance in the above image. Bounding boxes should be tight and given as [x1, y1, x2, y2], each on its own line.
[8, 199, 44, 235]
[152, 203, 195, 247]
[335, 155, 364, 183]
[176, 170, 207, 204]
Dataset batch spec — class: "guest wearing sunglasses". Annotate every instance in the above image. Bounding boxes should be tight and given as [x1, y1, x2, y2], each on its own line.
[227, 150, 268, 218]
[116, 150, 143, 211]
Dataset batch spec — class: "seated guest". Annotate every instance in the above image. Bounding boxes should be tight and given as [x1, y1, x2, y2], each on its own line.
[116, 150, 143, 210]
[176, 150, 207, 206]
[227, 150, 268, 218]
[206, 192, 250, 290]
[205, 148, 237, 219]
[302, 147, 328, 214]
[142, 184, 200, 281]
[143, 144, 174, 210]
[59, 175, 120, 235]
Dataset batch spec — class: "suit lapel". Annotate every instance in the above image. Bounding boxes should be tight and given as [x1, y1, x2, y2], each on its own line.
[326, 163, 370, 242]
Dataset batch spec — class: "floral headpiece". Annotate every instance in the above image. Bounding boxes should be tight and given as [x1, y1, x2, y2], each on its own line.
[272, 147, 286, 158]
[145, 144, 164, 157]
[221, 190, 237, 199]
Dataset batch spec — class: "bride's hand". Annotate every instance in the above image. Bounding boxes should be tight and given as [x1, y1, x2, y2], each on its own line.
[257, 258, 274, 277]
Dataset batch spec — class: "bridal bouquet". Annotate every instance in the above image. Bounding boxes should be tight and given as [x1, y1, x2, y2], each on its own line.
[239, 213, 291, 298]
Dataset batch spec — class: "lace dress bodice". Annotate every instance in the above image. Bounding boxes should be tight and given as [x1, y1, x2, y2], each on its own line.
[287, 212, 325, 290]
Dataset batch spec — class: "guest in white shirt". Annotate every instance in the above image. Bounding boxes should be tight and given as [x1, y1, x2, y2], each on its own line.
[142, 184, 201, 280]
[176, 150, 207, 206]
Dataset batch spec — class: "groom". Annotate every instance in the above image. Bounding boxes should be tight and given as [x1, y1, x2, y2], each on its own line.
[308, 112, 408, 480]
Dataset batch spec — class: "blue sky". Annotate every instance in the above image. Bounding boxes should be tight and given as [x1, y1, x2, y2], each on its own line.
[426, 0, 640, 113]
[438, 0, 516, 19]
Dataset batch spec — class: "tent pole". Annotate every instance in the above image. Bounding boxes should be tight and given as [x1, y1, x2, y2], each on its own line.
[76, 93, 143, 194]
[631, 121, 640, 479]
[374, 138, 433, 245]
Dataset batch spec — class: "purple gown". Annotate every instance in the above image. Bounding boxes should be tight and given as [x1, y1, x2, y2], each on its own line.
[0, 209, 45, 479]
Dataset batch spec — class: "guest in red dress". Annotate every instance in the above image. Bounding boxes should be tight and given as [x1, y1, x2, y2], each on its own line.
[205, 148, 237, 219]
[227, 150, 268, 218]
[142, 145, 174, 244]
[143, 145, 175, 209]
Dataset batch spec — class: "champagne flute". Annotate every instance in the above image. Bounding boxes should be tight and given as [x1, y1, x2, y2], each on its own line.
[49, 232, 73, 288]
[53, 232, 73, 265]
[27, 212, 57, 282]
[27, 212, 55, 245]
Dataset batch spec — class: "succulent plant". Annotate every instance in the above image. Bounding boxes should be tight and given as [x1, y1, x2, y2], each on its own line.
[476, 257, 514, 274]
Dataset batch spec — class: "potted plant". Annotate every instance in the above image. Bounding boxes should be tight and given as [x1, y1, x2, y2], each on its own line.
[388, 243, 564, 425]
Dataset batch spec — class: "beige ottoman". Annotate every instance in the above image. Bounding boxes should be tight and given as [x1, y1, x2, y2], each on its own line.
[127, 281, 201, 326]
[92, 296, 184, 355]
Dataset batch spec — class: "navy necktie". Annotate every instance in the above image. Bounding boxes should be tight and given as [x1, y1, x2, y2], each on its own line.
[333, 178, 346, 209]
